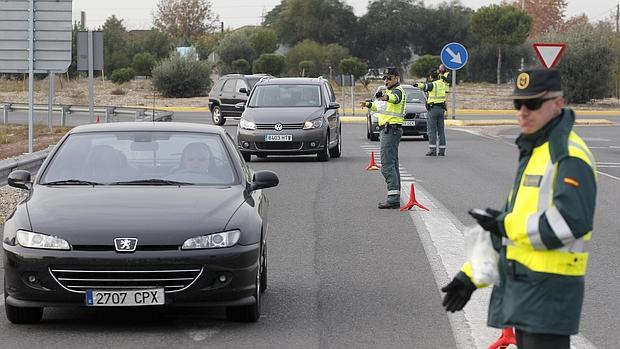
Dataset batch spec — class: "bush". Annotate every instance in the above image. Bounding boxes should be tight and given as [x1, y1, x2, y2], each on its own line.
[110, 68, 135, 84]
[409, 55, 442, 79]
[298, 60, 316, 77]
[151, 54, 213, 98]
[231, 59, 251, 74]
[252, 54, 285, 76]
[339, 57, 367, 79]
[132, 52, 156, 76]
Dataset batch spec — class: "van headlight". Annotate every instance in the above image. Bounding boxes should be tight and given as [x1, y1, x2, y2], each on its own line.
[418, 112, 428, 119]
[303, 117, 323, 130]
[16, 230, 70, 250]
[239, 118, 256, 130]
[181, 230, 241, 249]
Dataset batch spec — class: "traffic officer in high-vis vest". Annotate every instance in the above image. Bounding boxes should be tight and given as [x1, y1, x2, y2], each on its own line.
[360, 67, 406, 209]
[413, 70, 448, 156]
[440, 69, 597, 349]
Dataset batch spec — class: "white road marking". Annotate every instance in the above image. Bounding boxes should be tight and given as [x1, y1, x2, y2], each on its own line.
[187, 328, 220, 341]
[0, 293, 4, 307]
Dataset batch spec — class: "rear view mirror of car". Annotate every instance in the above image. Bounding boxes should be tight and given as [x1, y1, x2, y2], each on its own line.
[239, 87, 249, 95]
[249, 170, 279, 191]
[130, 141, 159, 152]
[8, 170, 32, 190]
[327, 102, 340, 110]
[235, 102, 246, 109]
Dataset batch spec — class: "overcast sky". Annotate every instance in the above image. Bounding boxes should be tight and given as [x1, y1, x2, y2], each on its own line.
[72, 0, 617, 31]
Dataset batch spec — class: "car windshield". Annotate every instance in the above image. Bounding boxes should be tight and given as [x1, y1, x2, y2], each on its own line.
[404, 88, 426, 103]
[40, 132, 238, 186]
[248, 84, 322, 107]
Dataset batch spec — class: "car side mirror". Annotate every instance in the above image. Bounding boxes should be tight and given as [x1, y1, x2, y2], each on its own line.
[249, 170, 279, 191]
[239, 87, 249, 95]
[327, 102, 340, 110]
[8, 170, 32, 190]
[234, 102, 246, 109]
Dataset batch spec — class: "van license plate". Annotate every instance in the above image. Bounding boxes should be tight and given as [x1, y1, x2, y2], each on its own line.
[265, 134, 292, 141]
[403, 120, 416, 126]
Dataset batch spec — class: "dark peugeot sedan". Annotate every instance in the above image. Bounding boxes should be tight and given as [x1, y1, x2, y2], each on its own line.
[236, 77, 342, 162]
[366, 84, 428, 141]
[3, 122, 278, 323]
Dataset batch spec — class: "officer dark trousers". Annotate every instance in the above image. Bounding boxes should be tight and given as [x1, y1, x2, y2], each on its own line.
[427, 105, 446, 155]
[380, 125, 403, 204]
[515, 329, 570, 349]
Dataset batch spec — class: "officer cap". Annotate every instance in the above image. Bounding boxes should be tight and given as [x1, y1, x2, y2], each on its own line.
[382, 67, 400, 77]
[509, 68, 562, 99]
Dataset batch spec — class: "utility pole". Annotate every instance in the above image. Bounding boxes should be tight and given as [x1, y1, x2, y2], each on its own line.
[520, 0, 525, 70]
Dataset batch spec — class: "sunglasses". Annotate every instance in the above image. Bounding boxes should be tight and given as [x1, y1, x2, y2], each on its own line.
[383, 76, 394, 81]
[513, 97, 557, 111]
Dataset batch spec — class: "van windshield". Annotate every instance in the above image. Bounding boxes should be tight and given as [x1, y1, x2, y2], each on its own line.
[247, 85, 322, 108]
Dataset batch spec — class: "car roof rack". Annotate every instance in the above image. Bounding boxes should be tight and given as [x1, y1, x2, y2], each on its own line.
[257, 75, 272, 84]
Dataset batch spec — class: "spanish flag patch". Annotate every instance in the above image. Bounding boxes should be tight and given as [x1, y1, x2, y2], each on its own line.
[564, 177, 580, 187]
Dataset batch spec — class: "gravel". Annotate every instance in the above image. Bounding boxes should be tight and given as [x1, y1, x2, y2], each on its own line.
[0, 185, 25, 224]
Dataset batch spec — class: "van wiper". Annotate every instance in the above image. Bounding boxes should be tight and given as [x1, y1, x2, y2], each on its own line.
[110, 179, 194, 186]
[43, 179, 103, 186]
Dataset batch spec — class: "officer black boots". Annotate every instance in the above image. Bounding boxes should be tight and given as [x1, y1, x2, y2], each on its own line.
[426, 149, 436, 156]
[438, 149, 445, 156]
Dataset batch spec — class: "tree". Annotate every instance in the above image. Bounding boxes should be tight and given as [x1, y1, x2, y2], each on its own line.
[252, 54, 286, 76]
[503, 0, 566, 37]
[298, 60, 316, 77]
[323, 44, 350, 76]
[195, 32, 224, 60]
[339, 58, 368, 79]
[263, 0, 357, 47]
[409, 55, 442, 79]
[354, 0, 422, 71]
[127, 30, 174, 60]
[470, 5, 531, 84]
[102, 16, 130, 78]
[132, 52, 156, 76]
[153, 0, 219, 45]
[216, 30, 254, 72]
[415, 2, 474, 55]
[285, 40, 324, 76]
[231, 59, 251, 74]
[249, 28, 278, 57]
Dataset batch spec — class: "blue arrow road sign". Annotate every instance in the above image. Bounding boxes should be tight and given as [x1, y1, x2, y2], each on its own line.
[441, 42, 468, 70]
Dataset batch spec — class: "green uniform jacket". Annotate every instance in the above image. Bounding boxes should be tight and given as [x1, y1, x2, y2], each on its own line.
[457, 109, 597, 335]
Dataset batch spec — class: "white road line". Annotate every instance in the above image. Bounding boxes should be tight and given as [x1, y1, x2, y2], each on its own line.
[597, 171, 620, 181]
[0, 293, 4, 306]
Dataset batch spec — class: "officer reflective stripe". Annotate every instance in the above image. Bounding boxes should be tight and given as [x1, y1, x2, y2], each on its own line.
[558, 236, 586, 252]
[526, 212, 547, 249]
[569, 140, 596, 169]
[387, 190, 400, 195]
[439, 145, 446, 149]
[545, 206, 574, 245]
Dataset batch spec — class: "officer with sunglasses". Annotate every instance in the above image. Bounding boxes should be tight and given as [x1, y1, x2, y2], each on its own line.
[441, 68, 597, 349]
[360, 67, 406, 209]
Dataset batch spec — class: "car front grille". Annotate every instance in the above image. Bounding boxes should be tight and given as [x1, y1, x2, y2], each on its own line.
[255, 142, 303, 150]
[256, 123, 304, 130]
[49, 266, 203, 294]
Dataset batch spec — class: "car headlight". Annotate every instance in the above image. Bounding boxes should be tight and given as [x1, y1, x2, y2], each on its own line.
[181, 230, 241, 249]
[303, 117, 323, 130]
[16, 230, 70, 250]
[239, 118, 256, 130]
[418, 112, 428, 119]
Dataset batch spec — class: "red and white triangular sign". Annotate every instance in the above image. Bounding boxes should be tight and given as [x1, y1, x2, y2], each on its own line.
[533, 43, 567, 68]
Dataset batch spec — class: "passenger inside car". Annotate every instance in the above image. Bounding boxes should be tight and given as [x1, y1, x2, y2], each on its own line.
[83, 145, 131, 182]
[176, 142, 211, 173]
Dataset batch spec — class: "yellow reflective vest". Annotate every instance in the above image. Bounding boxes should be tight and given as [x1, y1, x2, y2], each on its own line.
[427, 79, 447, 105]
[370, 84, 406, 126]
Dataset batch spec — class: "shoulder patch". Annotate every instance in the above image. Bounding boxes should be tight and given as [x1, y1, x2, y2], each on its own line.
[564, 177, 580, 187]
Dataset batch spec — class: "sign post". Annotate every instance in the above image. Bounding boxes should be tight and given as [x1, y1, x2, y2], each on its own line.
[533, 43, 567, 68]
[440, 42, 468, 120]
[77, 31, 103, 123]
[0, 0, 72, 153]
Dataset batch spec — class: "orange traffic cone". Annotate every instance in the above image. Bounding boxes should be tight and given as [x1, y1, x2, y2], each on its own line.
[487, 328, 517, 349]
[399, 183, 429, 211]
[95, 115, 101, 123]
[366, 151, 381, 171]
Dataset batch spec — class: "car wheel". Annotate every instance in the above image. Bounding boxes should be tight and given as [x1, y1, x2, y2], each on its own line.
[4, 284, 43, 324]
[211, 105, 226, 126]
[226, 250, 262, 322]
[317, 132, 329, 162]
[242, 152, 251, 162]
[329, 127, 341, 158]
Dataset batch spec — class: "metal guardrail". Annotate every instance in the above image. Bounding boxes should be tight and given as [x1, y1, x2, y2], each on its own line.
[1, 102, 173, 125]
[0, 146, 52, 186]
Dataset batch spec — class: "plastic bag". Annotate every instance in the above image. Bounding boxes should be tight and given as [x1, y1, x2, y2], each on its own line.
[373, 100, 387, 112]
[464, 224, 500, 285]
